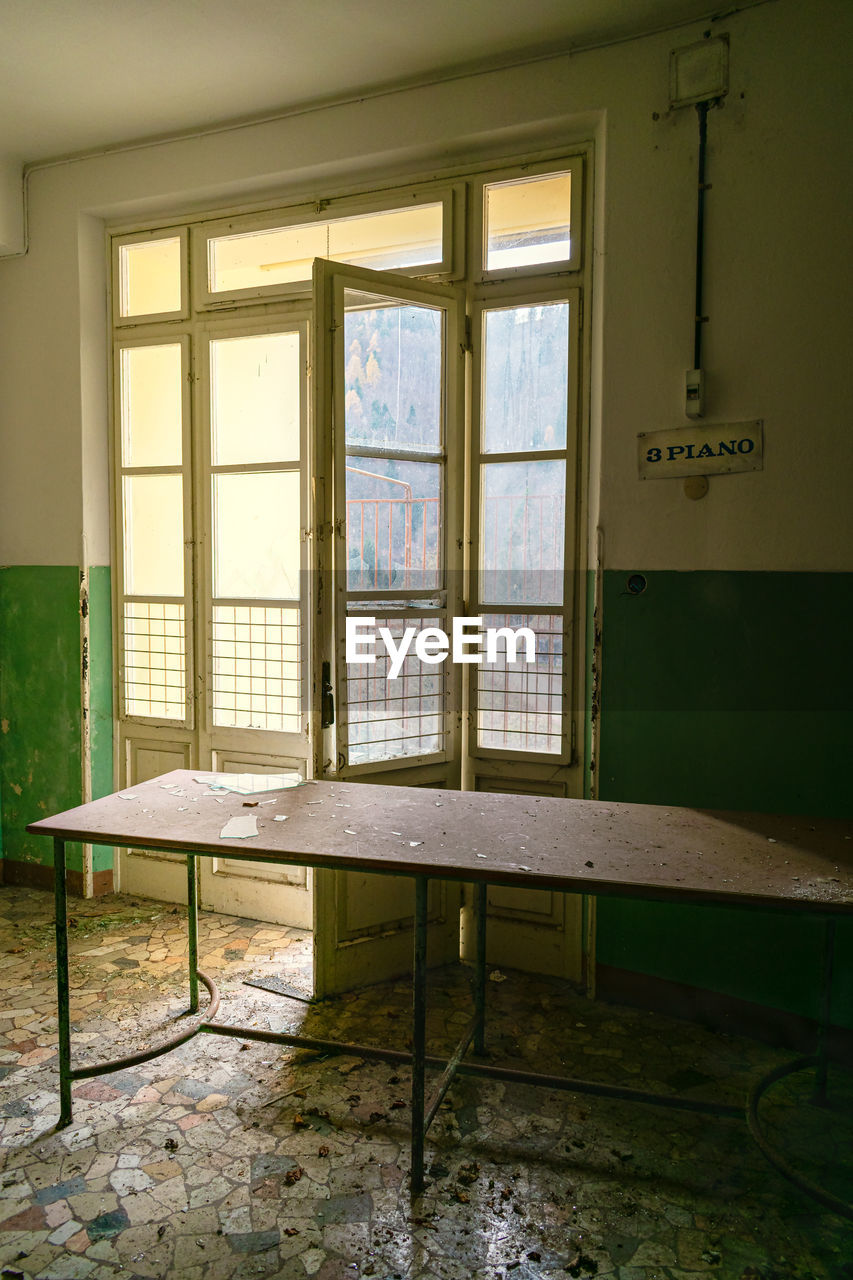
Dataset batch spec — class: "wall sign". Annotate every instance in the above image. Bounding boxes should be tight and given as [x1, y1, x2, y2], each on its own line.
[638, 420, 763, 479]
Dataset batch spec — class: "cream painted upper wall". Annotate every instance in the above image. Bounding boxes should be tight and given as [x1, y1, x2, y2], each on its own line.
[0, 0, 850, 571]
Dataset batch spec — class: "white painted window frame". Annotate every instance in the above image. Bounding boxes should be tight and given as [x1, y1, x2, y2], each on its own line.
[109, 147, 589, 779]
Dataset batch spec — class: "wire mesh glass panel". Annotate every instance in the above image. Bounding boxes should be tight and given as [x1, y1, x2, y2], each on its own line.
[346, 614, 444, 765]
[484, 172, 571, 271]
[477, 613, 562, 753]
[124, 602, 186, 719]
[212, 605, 301, 731]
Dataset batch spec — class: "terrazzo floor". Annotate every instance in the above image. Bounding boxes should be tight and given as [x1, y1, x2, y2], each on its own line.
[0, 885, 851, 1280]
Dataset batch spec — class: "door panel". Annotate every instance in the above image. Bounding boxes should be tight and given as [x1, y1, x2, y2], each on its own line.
[119, 736, 193, 900]
[471, 773, 582, 981]
[200, 753, 312, 928]
[313, 869, 460, 995]
[311, 258, 465, 994]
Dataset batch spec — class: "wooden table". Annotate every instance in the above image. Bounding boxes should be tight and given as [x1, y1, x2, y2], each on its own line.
[27, 771, 853, 1213]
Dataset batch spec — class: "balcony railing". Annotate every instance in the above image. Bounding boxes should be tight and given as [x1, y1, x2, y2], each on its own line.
[346, 481, 563, 599]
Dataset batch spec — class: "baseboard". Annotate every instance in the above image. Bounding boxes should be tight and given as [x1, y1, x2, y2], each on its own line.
[2, 859, 114, 897]
[596, 963, 853, 1066]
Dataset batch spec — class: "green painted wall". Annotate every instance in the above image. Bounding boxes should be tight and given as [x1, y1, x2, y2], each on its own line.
[0, 566, 84, 871]
[1, 561, 848, 1030]
[87, 566, 115, 873]
[0, 565, 115, 876]
[595, 570, 853, 1028]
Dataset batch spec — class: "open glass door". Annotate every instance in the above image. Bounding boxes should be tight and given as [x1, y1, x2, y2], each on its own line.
[311, 258, 465, 995]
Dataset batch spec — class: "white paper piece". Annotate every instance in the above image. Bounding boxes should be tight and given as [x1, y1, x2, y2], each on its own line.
[274, 814, 289, 822]
[196, 772, 304, 795]
[219, 816, 259, 840]
[117, 791, 138, 800]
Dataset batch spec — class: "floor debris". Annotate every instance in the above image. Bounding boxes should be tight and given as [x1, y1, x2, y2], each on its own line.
[0, 886, 850, 1279]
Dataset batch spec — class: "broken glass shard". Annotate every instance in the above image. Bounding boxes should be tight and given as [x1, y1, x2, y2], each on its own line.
[219, 816, 259, 839]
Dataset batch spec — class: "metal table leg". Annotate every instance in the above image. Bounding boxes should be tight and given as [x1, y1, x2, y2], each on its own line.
[812, 917, 835, 1105]
[474, 881, 487, 1056]
[54, 837, 72, 1128]
[187, 853, 199, 1015]
[410, 876, 429, 1195]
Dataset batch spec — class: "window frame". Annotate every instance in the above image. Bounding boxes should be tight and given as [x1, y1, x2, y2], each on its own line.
[108, 146, 590, 780]
[471, 155, 584, 283]
[467, 279, 583, 768]
[112, 328, 195, 729]
[194, 314, 312, 749]
[112, 227, 190, 328]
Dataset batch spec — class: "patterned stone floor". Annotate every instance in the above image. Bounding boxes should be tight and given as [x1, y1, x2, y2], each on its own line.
[0, 885, 851, 1280]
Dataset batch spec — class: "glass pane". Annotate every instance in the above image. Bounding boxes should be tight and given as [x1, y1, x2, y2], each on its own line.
[346, 458, 440, 591]
[482, 303, 568, 452]
[477, 612, 562, 753]
[484, 172, 571, 271]
[119, 237, 182, 317]
[123, 475, 184, 596]
[329, 205, 442, 271]
[213, 471, 300, 600]
[346, 613, 444, 765]
[124, 602, 185, 719]
[480, 460, 565, 605]
[208, 204, 443, 293]
[211, 332, 300, 465]
[120, 344, 183, 467]
[344, 299, 442, 453]
[212, 604, 300, 732]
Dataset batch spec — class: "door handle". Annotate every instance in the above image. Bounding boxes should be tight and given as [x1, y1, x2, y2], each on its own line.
[321, 662, 335, 728]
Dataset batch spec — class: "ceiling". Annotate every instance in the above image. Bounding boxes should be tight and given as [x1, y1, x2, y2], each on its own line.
[1, 0, 764, 167]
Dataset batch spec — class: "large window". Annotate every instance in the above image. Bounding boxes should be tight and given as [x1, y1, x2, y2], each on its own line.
[111, 154, 585, 790]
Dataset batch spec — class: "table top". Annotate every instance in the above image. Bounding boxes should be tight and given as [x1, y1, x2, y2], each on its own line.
[27, 770, 853, 914]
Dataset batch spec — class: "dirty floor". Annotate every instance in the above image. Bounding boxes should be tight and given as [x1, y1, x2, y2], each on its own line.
[0, 886, 851, 1280]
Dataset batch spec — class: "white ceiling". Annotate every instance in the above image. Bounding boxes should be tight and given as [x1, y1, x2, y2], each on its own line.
[0, 0, 767, 167]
